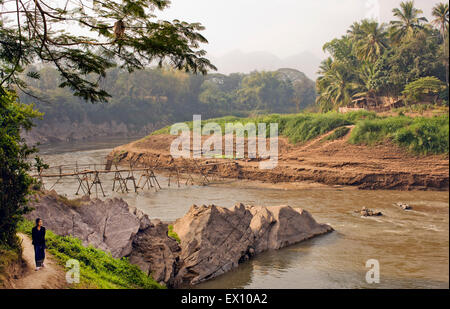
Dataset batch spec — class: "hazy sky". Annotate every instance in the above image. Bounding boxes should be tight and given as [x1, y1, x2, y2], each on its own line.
[158, 0, 440, 59]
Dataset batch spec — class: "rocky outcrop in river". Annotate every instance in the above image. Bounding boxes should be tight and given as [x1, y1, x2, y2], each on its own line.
[172, 203, 333, 286]
[26, 192, 332, 287]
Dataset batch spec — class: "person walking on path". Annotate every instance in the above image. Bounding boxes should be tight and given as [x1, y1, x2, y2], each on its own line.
[31, 218, 46, 271]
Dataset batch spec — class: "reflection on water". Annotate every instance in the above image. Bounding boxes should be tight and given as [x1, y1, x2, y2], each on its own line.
[38, 139, 449, 289]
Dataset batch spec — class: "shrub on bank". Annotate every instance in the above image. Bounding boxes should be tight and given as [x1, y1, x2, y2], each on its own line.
[17, 220, 164, 289]
[349, 114, 449, 154]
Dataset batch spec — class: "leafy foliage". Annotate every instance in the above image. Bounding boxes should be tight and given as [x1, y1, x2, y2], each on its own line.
[316, 1, 449, 112]
[18, 66, 317, 128]
[0, 90, 41, 247]
[402, 76, 447, 103]
[390, 0, 428, 43]
[0, 0, 216, 103]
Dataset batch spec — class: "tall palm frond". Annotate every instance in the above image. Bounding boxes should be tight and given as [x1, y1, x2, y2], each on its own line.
[389, 1, 428, 43]
[432, 2, 449, 39]
[354, 20, 388, 62]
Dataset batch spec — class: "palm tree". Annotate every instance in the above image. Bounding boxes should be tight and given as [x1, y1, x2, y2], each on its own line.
[432, 2, 449, 85]
[432, 2, 449, 38]
[353, 20, 388, 63]
[351, 62, 379, 99]
[390, 1, 428, 43]
[316, 61, 355, 111]
[347, 21, 364, 39]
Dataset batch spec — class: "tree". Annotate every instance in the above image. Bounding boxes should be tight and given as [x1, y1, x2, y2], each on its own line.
[323, 36, 357, 65]
[390, 1, 428, 43]
[0, 0, 215, 247]
[351, 62, 380, 99]
[315, 61, 355, 111]
[0, 91, 41, 247]
[352, 20, 388, 63]
[376, 30, 445, 94]
[431, 2, 449, 85]
[0, 0, 216, 103]
[237, 71, 294, 113]
[432, 2, 449, 39]
[402, 76, 446, 103]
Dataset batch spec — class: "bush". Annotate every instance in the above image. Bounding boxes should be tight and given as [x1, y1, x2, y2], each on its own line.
[402, 77, 446, 103]
[393, 115, 449, 154]
[0, 90, 42, 247]
[348, 117, 413, 145]
[349, 114, 449, 154]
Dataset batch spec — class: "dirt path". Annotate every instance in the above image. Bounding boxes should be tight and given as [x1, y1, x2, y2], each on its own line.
[12, 233, 67, 289]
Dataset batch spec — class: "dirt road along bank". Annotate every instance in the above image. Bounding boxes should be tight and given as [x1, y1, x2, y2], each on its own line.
[11, 233, 67, 289]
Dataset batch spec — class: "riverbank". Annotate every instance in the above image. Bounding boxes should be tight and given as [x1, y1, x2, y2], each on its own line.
[109, 132, 449, 191]
[14, 191, 331, 288]
[109, 112, 449, 191]
[20, 138, 449, 288]
[13, 217, 164, 289]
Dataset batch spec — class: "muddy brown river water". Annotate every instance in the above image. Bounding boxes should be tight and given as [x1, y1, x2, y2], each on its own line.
[37, 138, 449, 289]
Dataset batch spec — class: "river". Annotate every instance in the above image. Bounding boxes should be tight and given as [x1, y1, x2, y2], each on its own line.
[37, 137, 449, 289]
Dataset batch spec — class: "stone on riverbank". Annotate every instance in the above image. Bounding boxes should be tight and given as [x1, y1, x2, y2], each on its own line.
[172, 203, 333, 286]
[26, 191, 181, 287]
[27, 192, 333, 287]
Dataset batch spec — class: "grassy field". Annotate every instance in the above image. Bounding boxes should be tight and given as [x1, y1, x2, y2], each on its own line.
[17, 220, 164, 289]
[150, 111, 449, 155]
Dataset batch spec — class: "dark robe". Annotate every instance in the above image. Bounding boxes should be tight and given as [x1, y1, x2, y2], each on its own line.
[31, 226, 46, 267]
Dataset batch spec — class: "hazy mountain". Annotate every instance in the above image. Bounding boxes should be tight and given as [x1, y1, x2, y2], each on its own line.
[210, 50, 322, 80]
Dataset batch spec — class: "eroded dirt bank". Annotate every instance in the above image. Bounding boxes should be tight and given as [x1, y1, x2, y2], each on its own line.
[108, 131, 449, 191]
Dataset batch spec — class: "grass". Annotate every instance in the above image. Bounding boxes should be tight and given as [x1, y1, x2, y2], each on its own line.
[349, 114, 449, 155]
[323, 126, 351, 141]
[151, 111, 375, 144]
[168, 225, 180, 243]
[17, 220, 164, 289]
[149, 110, 448, 155]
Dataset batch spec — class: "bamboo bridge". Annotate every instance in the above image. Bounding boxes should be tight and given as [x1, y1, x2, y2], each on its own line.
[31, 157, 235, 198]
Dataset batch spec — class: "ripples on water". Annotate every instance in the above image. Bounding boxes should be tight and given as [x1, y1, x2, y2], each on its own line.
[37, 139, 449, 289]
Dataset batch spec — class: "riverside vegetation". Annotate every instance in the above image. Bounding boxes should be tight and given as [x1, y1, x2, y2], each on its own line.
[150, 111, 449, 155]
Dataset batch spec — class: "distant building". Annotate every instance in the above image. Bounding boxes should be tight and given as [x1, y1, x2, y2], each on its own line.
[339, 96, 404, 113]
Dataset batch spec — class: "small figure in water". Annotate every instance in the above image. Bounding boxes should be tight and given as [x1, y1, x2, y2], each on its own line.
[31, 218, 46, 271]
